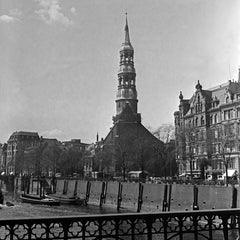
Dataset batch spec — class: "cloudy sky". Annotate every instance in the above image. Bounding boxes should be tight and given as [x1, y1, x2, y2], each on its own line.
[0, 0, 240, 143]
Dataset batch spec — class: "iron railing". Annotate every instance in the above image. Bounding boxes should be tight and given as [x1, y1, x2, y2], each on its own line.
[1, 208, 240, 240]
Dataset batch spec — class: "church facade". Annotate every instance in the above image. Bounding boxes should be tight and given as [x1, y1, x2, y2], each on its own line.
[102, 16, 163, 178]
[174, 71, 240, 179]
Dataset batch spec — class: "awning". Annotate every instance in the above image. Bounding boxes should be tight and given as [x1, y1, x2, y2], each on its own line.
[223, 169, 237, 177]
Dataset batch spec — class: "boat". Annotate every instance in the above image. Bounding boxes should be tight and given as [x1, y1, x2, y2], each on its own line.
[20, 193, 60, 206]
[46, 194, 86, 205]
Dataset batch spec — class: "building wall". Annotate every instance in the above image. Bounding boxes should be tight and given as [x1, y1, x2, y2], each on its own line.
[175, 79, 240, 178]
[6, 132, 40, 175]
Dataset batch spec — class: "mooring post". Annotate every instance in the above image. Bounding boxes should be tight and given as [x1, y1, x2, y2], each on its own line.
[162, 184, 168, 212]
[137, 182, 144, 213]
[37, 176, 40, 195]
[73, 180, 78, 196]
[85, 181, 91, 204]
[100, 181, 106, 207]
[117, 182, 123, 211]
[167, 184, 172, 212]
[193, 185, 199, 210]
[230, 186, 237, 228]
[63, 180, 68, 195]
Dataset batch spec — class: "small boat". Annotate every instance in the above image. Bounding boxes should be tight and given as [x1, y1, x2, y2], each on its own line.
[46, 194, 86, 205]
[20, 193, 60, 206]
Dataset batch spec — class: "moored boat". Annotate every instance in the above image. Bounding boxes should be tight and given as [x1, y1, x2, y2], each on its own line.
[46, 194, 86, 205]
[20, 193, 60, 206]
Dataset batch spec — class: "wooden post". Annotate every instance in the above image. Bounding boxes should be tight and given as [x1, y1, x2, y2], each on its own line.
[73, 180, 78, 196]
[162, 184, 168, 212]
[117, 182, 123, 211]
[167, 184, 172, 212]
[137, 182, 144, 213]
[63, 180, 68, 195]
[37, 176, 40, 195]
[231, 186, 237, 228]
[193, 185, 199, 210]
[85, 181, 91, 204]
[100, 181, 106, 207]
[104, 181, 108, 204]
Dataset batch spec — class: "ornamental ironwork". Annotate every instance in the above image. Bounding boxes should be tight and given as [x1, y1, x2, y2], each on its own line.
[0, 208, 240, 239]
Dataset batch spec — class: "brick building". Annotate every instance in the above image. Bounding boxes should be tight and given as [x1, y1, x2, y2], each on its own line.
[174, 70, 240, 179]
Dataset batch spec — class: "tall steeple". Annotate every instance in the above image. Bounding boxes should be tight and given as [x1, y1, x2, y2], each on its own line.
[113, 14, 140, 124]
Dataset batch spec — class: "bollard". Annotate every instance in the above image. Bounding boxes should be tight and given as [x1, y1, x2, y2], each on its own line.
[137, 182, 144, 213]
[162, 184, 168, 212]
[193, 185, 199, 210]
[117, 182, 123, 211]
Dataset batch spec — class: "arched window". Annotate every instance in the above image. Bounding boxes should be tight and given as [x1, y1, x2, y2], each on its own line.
[195, 117, 198, 126]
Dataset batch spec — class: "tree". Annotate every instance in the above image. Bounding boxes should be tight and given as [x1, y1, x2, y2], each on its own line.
[216, 123, 235, 186]
[58, 148, 84, 177]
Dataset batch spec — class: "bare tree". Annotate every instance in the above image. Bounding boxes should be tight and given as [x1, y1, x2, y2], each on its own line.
[216, 123, 235, 186]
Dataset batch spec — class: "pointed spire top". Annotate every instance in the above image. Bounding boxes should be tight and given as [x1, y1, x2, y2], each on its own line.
[124, 11, 130, 43]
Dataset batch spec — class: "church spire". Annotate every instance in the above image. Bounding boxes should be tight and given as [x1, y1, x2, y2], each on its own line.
[124, 12, 130, 43]
[113, 14, 141, 124]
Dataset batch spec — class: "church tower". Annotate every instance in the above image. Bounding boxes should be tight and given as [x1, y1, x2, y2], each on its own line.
[104, 14, 163, 177]
[113, 14, 141, 124]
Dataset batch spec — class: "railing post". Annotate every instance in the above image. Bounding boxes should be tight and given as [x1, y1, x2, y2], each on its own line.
[222, 217, 229, 240]
[146, 217, 153, 240]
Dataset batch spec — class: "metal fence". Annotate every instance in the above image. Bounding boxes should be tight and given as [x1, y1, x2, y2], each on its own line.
[1, 208, 240, 240]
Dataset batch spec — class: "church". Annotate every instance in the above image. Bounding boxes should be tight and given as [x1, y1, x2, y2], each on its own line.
[100, 15, 164, 179]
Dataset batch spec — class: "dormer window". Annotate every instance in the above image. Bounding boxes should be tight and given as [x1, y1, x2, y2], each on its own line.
[226, 96, 229, 103]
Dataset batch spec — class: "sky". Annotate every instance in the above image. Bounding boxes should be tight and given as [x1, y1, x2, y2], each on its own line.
[0, 0, 240, 144]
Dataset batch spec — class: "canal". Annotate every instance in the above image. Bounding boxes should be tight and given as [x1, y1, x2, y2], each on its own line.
[0, 192, 131, 220]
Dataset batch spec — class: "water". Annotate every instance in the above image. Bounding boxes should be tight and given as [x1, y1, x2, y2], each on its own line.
[0, 193, 128, 219]
[1, 194, 239, 239]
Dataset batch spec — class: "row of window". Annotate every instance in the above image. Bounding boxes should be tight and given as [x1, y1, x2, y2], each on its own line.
[186, 116, 205, 127]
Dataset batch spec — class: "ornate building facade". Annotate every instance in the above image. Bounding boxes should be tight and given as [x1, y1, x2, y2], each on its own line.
[174, 71, 240, 179]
